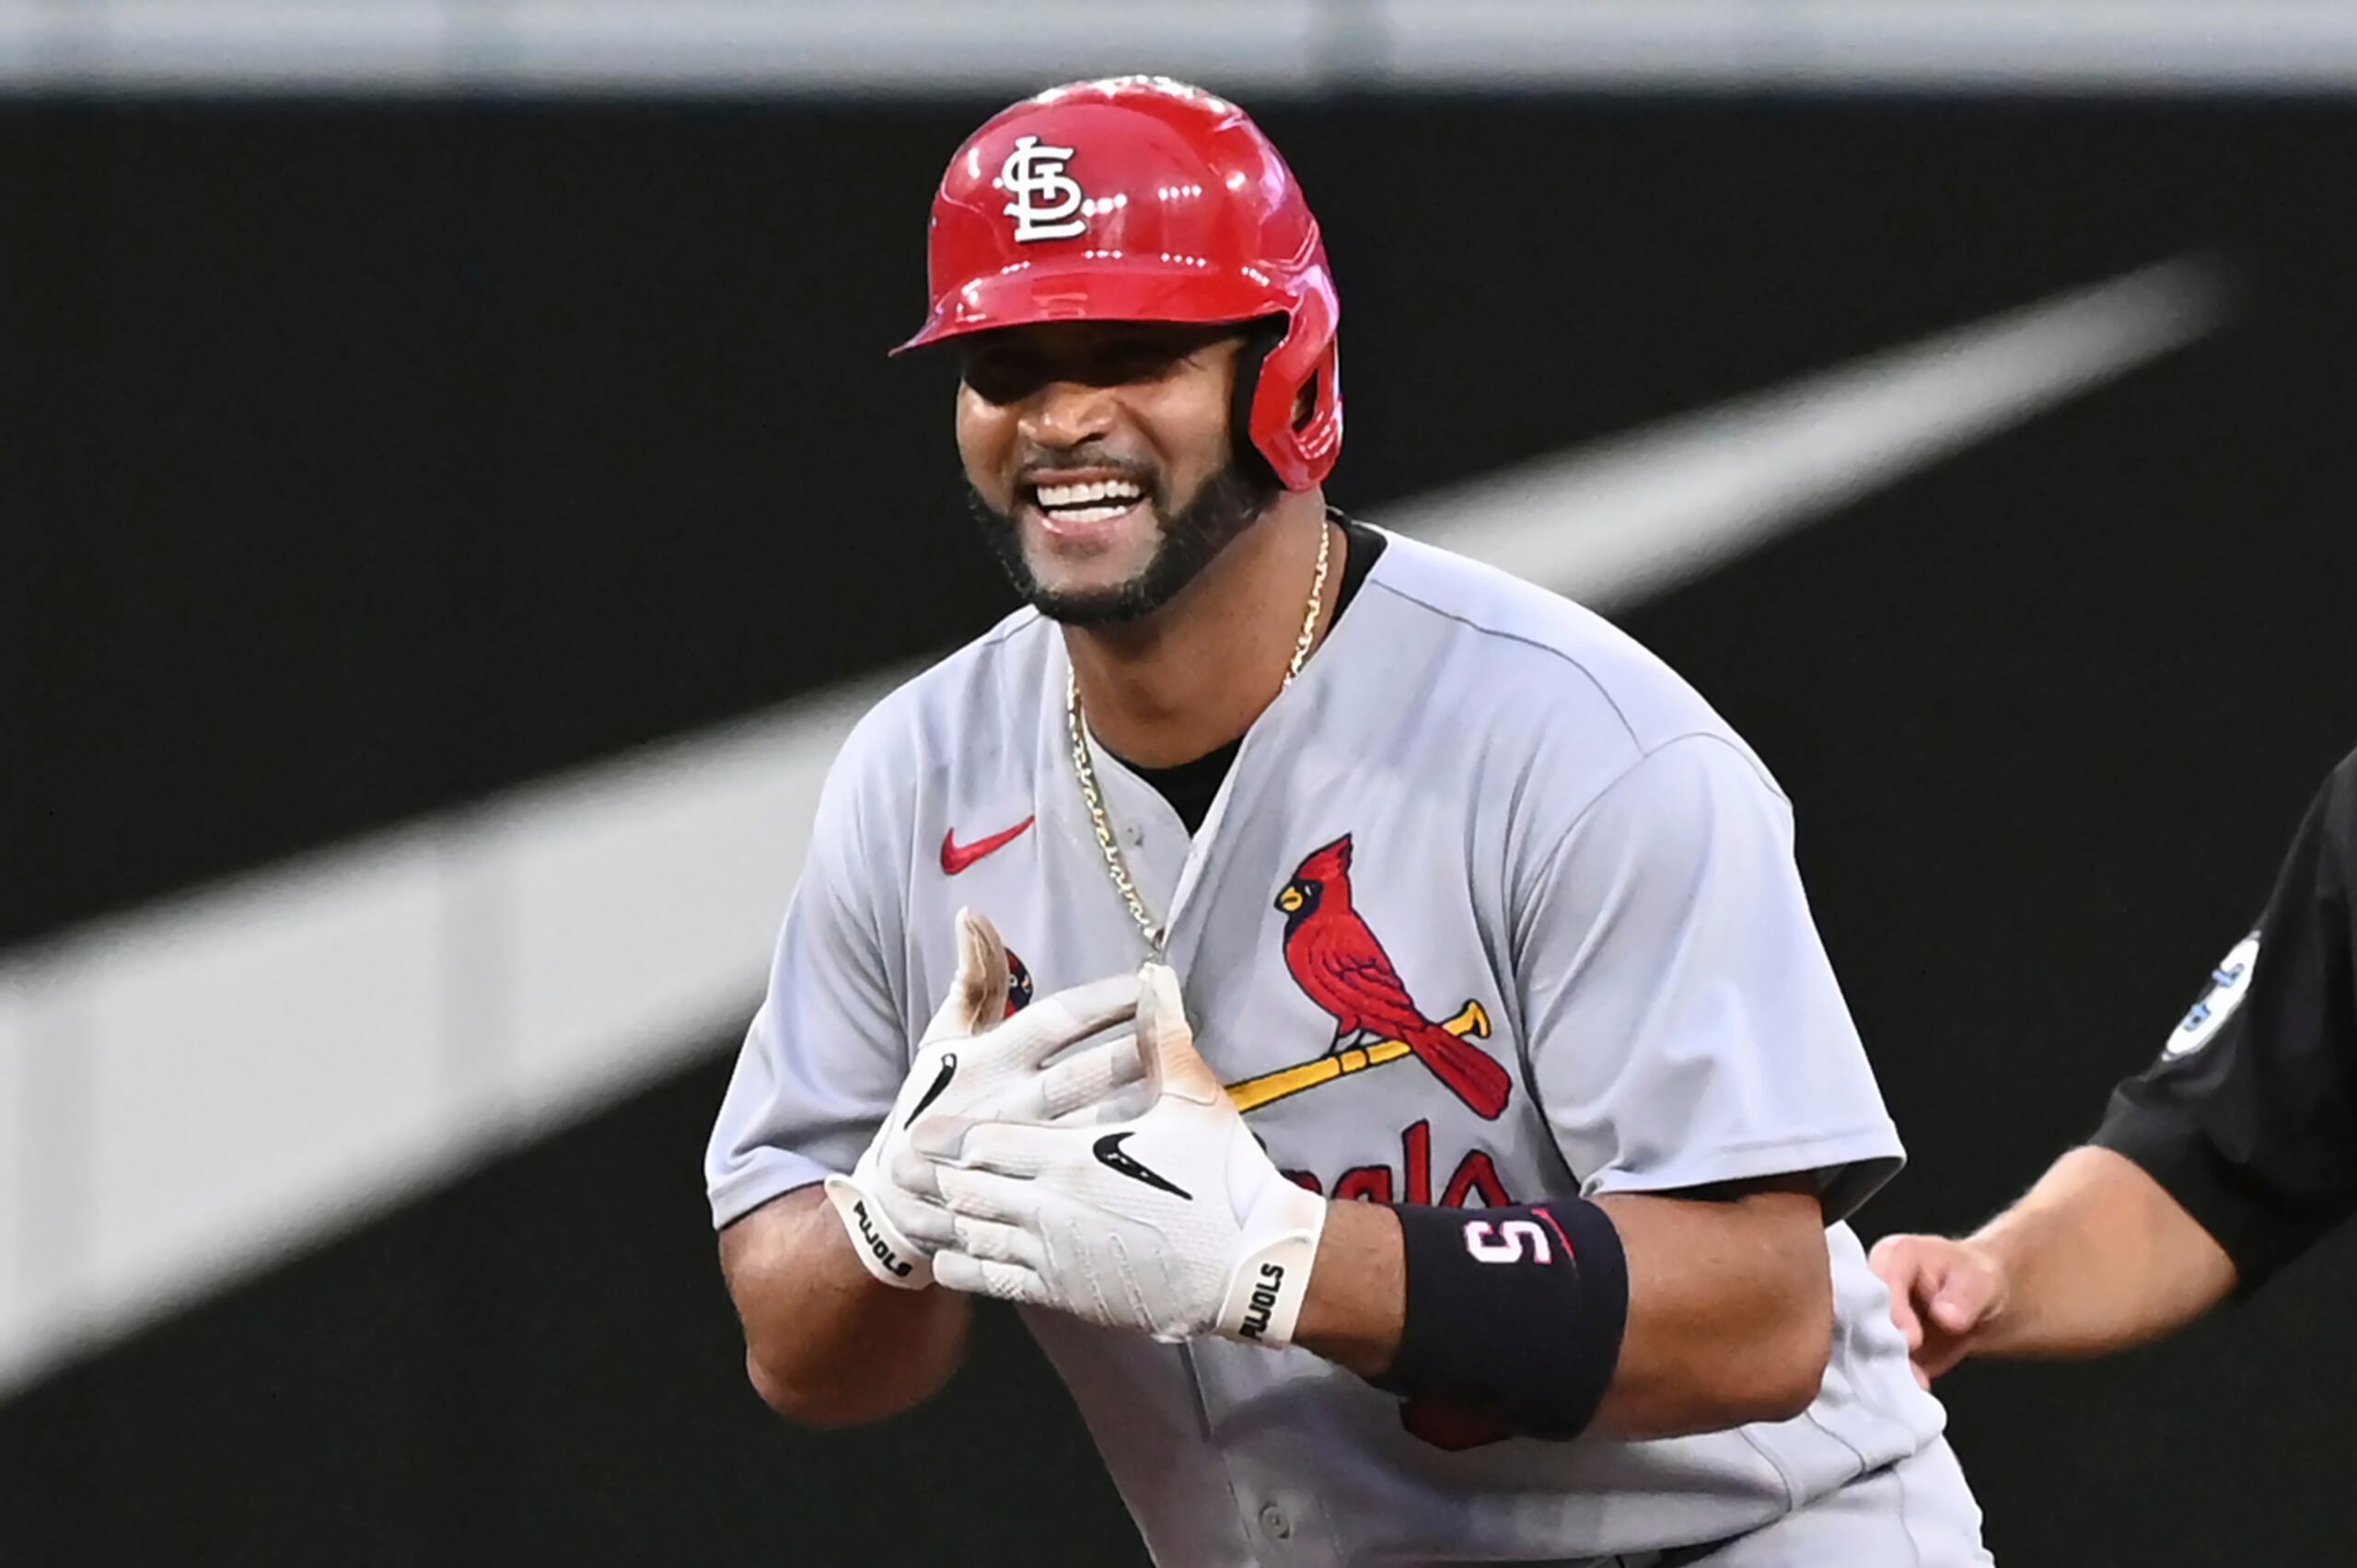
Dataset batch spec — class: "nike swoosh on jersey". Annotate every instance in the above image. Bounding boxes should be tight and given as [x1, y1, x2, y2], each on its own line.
[1092, 1132, 1193, 1201]
[940, 817, 1036, 875]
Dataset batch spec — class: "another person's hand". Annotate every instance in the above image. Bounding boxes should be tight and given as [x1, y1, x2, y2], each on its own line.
[1867, 1232, 2011, 1388]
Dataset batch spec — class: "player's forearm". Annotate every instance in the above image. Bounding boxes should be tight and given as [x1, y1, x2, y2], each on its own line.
[1292, 1198, 1406, 1374]
[717, 1185, 972, 1427]
[1967, 1144, 2237, 1357]
[1589, 1183, 1832, 1438]
[1294, 1183, 1832, 1440]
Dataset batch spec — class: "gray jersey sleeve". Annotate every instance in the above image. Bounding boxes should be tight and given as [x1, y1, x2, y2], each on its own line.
[1513, 734, 1900, 1221]
[703, 728, 911, 1230]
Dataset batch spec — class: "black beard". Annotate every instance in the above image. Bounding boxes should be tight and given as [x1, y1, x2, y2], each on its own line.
[967, 461, 1279, 627]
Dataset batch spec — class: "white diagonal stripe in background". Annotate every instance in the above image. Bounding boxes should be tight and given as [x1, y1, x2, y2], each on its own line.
[1387, 258, 2228, 610]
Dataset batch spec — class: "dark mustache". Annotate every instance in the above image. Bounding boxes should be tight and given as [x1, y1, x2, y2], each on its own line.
[1013, 448, 1159, 494]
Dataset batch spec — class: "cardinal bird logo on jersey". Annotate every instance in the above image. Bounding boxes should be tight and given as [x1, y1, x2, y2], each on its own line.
[1273, 834, 1513, 1121]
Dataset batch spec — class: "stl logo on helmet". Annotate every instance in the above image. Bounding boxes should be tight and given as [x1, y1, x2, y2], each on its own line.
[999, 134, 1089, 243]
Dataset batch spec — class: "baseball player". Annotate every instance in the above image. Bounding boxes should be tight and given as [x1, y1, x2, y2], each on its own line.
[1872, 748, 2357, 1386]
[707, 76, 1991, 1565]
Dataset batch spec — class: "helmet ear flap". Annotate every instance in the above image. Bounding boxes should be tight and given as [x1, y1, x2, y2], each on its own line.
[1243, 290, 1341, 492]
[1228, 317, 1290, 491]
[1235, 297, 1348, 490]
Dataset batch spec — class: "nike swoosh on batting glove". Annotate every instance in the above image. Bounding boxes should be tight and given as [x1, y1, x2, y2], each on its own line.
[921, 963, 1329, 1346]
[825, 908, 1148, 1289]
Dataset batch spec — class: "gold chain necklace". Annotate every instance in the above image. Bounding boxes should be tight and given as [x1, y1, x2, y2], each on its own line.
[1065, 520, 1332, 953]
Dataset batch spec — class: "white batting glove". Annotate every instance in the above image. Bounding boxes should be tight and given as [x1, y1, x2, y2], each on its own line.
[825, 909, 1148, 1290]
[919, 963, 1329, 1347]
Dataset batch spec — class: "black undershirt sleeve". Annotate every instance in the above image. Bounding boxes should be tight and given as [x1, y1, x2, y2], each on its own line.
[2090, 749, 2357, 1292]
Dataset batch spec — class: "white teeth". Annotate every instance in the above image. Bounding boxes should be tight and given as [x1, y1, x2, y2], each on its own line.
[1035, 479, 1144, 510]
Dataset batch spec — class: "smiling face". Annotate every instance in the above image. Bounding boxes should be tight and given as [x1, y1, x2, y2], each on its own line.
[957, 319, 1279, 625]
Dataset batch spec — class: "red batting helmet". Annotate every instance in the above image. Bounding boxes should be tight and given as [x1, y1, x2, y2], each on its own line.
[896, 75, 1342, 492]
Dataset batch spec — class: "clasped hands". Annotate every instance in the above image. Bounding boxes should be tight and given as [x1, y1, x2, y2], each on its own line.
[826, 909, 1326, 1347]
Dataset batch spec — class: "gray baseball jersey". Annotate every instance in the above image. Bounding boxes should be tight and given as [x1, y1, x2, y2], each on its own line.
[707, 528, 1987, 1566]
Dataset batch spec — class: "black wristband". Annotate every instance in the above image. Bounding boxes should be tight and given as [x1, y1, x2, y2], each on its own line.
[1367, 1199, 1630, 1441]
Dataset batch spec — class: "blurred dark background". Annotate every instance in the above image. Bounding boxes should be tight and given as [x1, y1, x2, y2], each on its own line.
[7, 44, 2357, 1568]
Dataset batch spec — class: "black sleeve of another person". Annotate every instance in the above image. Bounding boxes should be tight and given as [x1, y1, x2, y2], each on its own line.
[2092, 750, 2357, 1293]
